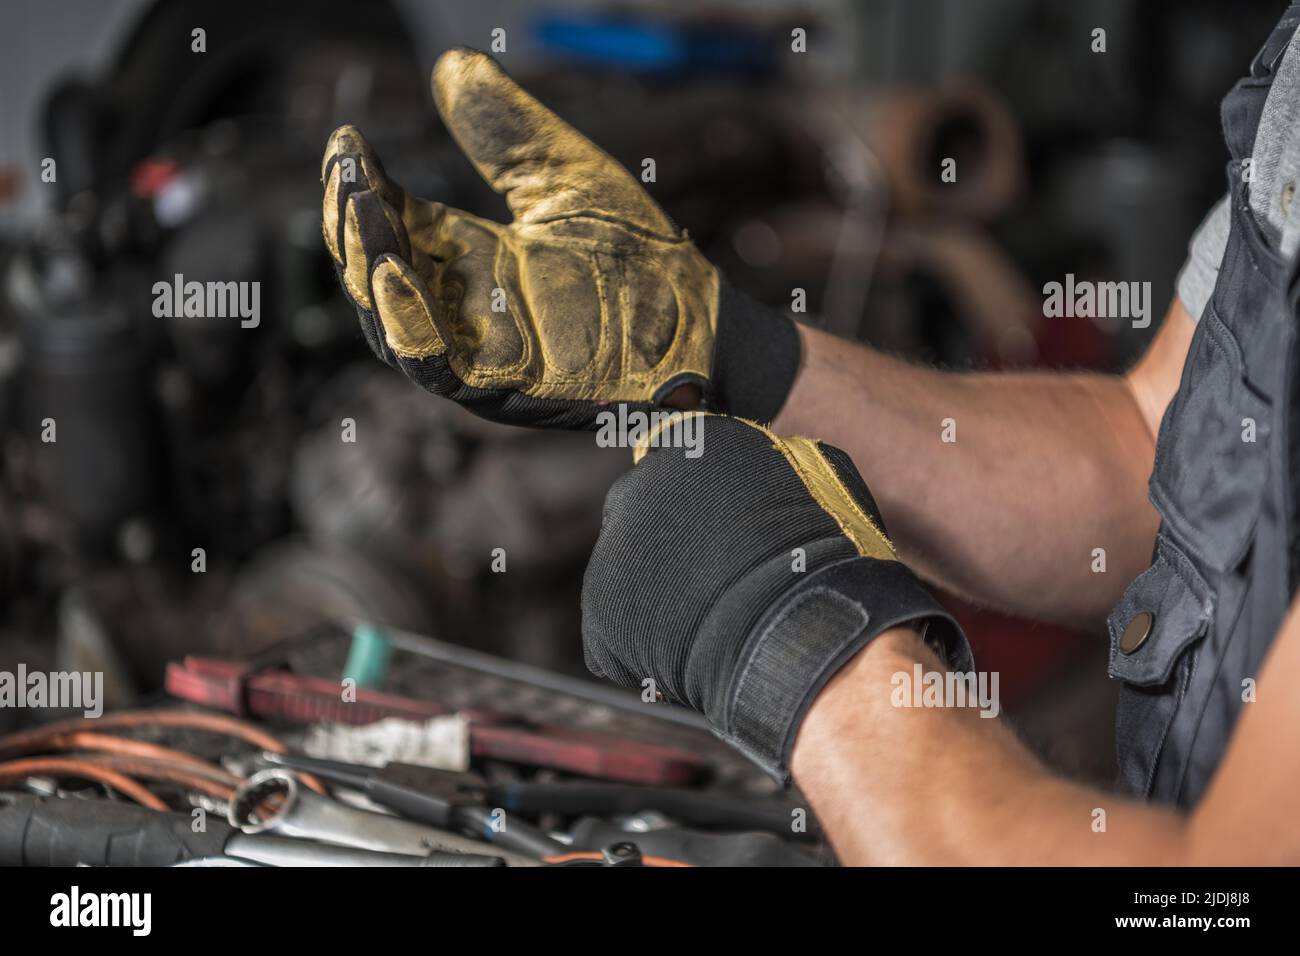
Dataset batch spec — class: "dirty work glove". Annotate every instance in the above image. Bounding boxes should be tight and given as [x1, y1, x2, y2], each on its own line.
[320, 48, 799, 429]
[581, 413, 973, 781]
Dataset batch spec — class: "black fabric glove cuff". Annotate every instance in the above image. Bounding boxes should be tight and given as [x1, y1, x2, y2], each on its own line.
[708, 278, 802, 423]
[715, 556, 973, 783]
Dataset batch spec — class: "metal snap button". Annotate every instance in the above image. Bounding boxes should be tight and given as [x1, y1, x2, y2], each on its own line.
[1120, 610, 1154, 654]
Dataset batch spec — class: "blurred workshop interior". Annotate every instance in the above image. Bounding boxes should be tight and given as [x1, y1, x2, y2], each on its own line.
[0, 0, 1282, 836]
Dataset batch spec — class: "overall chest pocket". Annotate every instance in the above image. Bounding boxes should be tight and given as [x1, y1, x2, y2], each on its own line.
[1108, 538, 1214, 798]
[1150, 305, 1270, 573]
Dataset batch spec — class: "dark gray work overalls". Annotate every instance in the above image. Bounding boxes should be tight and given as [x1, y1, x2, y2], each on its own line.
[1106, 5, 1300, 808]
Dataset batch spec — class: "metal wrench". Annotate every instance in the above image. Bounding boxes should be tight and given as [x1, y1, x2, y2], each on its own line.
[228, 769, 536, 866]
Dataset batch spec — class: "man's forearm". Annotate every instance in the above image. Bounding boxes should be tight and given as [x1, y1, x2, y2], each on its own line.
[772, 324, 1161, 628]
[789, 627, 1189, 866]
[792, 608, 1300, 866]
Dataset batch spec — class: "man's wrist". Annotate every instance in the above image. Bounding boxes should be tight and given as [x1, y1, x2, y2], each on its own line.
[790, 624, 937, 782]
[713, 556, 969, 782]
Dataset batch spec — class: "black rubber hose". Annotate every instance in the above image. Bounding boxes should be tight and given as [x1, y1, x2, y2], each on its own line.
[449, 804, 568, 860]
[0, 793, 230, 866]
[495, 782, 817, 840]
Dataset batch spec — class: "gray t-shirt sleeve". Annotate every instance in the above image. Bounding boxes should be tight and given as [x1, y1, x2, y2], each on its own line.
[1261, 25, 1300, 258]
[1175, 194, 1230, 322]
[1175, 25, 1300, 322]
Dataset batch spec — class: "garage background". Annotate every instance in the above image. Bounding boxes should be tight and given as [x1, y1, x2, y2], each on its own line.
[0, 0, 1283, 785]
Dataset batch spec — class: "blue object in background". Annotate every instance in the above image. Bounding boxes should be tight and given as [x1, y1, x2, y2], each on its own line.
[343, 623, 393, 690]
[534, 12, 777, 77]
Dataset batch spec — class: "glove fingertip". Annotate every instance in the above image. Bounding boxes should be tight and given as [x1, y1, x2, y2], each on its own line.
[370, 254, 451, 362]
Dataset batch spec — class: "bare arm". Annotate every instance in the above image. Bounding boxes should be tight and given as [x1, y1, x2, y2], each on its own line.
[773, 300, 1196, 629]
[789, 590, 1300, 866]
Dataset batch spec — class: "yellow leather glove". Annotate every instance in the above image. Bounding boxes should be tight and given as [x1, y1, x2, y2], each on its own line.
[321, 48, 799, 428]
